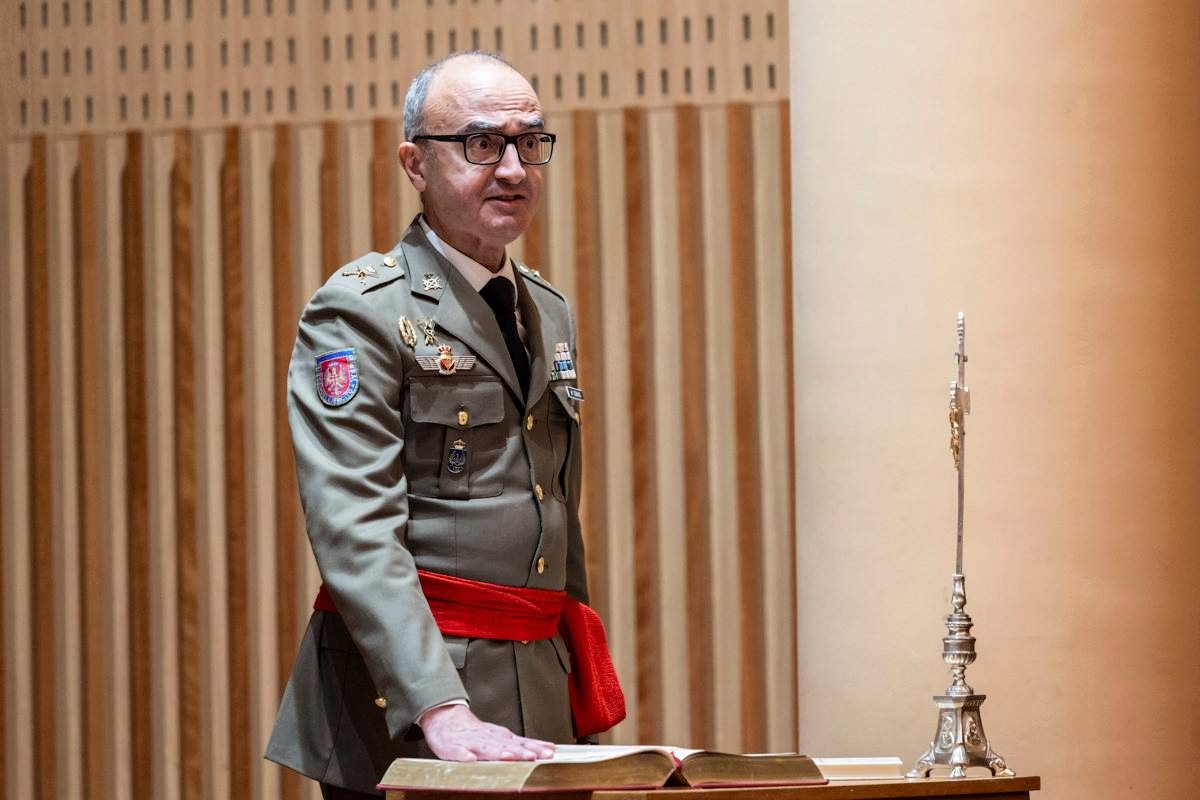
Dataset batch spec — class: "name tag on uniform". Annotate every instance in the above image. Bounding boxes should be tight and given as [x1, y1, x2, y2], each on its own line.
[565, 386, 584, 401]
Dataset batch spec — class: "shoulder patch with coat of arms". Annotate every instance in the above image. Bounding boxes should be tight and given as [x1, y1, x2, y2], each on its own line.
[314, 348, 360, 406]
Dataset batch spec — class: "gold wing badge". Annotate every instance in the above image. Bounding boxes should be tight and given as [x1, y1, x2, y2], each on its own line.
[417, 344, 476, 375]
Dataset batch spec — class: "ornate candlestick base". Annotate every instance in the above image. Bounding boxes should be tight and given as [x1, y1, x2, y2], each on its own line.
[908, 574, 1013, 779]
[907, 693, 1013, 778]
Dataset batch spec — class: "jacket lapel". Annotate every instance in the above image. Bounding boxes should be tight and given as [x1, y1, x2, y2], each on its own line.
[399, 224, 524, 405]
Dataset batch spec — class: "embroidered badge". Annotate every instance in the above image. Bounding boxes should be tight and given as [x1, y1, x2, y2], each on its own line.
[550, 341, 577, 381]
[417, 344, 477, 375]
[314, 349, 360, 406]
[447, 439, 468, 475]
[422, 273, 443, 291]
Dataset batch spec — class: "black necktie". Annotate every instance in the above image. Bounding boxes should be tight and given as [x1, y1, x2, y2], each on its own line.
[479, 276, 530, 400]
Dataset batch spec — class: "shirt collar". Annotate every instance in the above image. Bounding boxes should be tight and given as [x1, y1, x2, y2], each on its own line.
[419, 216, 518, 304]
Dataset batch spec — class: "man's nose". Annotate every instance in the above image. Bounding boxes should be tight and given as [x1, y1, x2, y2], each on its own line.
[493, 141, 527, 181]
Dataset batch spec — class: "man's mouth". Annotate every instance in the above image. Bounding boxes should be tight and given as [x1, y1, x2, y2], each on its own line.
[487, 194, 526, 204]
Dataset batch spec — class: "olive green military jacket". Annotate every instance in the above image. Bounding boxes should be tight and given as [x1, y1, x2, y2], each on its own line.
[265, 220, 588, 794]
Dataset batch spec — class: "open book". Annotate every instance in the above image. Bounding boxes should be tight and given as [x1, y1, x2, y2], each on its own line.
[378, 744, 827, 793]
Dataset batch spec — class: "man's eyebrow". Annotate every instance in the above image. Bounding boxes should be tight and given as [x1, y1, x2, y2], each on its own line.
[460, 116, 546, 134]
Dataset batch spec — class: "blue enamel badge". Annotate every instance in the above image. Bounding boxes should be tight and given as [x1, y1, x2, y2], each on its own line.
[447, 439, 468, 475]
[315, 349, 360, 406]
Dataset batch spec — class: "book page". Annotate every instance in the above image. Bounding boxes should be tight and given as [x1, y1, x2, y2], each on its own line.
[546, 745, 678, 764]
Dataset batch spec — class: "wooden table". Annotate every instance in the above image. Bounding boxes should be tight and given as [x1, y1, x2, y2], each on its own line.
[392, 776, 1040, 800]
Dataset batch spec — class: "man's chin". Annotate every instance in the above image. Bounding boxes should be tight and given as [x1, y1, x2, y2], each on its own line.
[481, 210, 533, 242]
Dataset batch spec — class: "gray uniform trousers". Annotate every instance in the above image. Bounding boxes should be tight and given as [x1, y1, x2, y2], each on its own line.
[265, 221, 588, 795]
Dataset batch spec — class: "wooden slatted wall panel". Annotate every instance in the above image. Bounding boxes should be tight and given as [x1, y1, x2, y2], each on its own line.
[0, 100, 797, 799]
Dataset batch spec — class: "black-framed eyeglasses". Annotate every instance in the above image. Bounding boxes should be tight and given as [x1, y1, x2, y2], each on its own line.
[411, 131, 557, 166]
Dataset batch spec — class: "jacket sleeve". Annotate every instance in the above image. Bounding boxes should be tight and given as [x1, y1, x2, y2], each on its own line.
[288, 281, 467, 738]
[562, 304, 590, 606]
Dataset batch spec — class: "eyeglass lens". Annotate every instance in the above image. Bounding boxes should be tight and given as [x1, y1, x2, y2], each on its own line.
[466, 132, 554, 165]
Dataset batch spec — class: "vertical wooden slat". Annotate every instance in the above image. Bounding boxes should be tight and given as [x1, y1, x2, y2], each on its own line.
[675, 104, 715, 749]
[0, 270, 5, 798]
[97, 137, 133, 800]
[594, 109, 637, 744]
[221, 126, 253, 800]
[523, 200, 547, 271]
[543, 112, 576, 301]
[28, 135, 56, 800]
[193, 129, 231, 800]
[123, 130, 153, 800]
[371, 118, 397, 251]
[727, 103, 768, 752]
[320, 122, 343, 275]
[623, 107, 662, 745]
[698, 104, 743, 753]
[171, 129, 202, 800]
[51, 140, 85, 800]
[571, 109, 609, 627]
[246, 126, 281, 800]
[646, 109, 689, 745]
[76, 133, 111, 800]
[272, 122, 304, 800]
[750, 104, 794, 751]
[3, 140, 36, 800]
[780, 99, 798, 751]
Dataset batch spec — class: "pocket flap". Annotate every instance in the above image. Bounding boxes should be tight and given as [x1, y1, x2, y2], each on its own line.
[550, 384, 581, 422]
[443, 635, 469, 669]
[410, 378, 505, 427]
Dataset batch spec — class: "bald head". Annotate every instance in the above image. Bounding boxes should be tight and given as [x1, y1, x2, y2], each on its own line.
[404, 51, 534, 142]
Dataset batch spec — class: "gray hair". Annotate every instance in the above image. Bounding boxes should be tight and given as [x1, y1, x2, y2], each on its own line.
[403, 51, 516, 142]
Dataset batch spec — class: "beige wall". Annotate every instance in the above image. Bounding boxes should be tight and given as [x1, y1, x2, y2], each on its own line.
[789, 1, 1200, 797]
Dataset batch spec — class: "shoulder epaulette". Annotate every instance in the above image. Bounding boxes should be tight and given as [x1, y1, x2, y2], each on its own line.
[516, 263, 565, 300]
[337, 250, 407, 293]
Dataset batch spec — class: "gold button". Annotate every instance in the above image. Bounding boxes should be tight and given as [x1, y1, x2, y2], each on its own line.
[574, 411, 581, 424]
[526, 415, 535, 431]
[537, 556, 546, 574]
[374, 697, 388, 709]
[534, 484, 544, 501]
[457, 409, 469, 426]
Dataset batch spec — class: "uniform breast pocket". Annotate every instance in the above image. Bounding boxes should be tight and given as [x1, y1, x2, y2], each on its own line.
[548, 384, 581, 501]
[405, 377, 507, 498]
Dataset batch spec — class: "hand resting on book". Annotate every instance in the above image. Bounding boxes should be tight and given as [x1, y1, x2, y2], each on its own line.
[419, 704, 557, 762]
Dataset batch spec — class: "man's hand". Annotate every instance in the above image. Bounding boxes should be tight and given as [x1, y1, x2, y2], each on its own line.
[420, 704, 556, 762]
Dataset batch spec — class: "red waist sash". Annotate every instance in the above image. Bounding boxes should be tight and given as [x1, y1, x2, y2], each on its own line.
[312, 571, 626, 737]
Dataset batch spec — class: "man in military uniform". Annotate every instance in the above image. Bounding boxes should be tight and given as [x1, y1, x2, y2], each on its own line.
[265, 53, 621, 799]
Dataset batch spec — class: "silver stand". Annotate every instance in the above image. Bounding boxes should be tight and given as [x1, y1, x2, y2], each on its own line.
[907, 575, 1013, 778]
[909, 314, 1013, 779]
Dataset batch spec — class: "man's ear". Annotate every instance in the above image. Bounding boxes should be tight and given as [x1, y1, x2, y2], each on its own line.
[399, 141, 427, 192]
